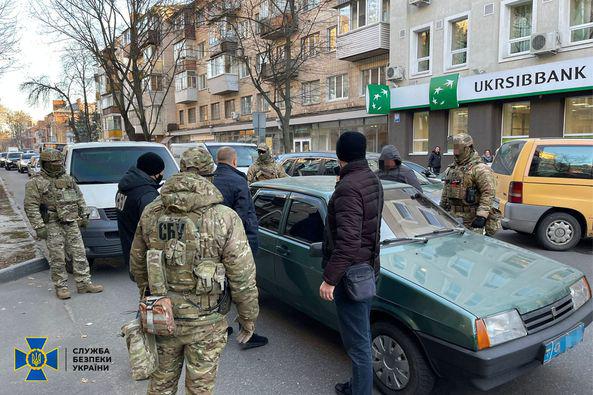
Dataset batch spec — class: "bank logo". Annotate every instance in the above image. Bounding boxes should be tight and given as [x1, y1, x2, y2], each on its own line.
[429, 74, 459, 110]
[14, 337, 59, 381]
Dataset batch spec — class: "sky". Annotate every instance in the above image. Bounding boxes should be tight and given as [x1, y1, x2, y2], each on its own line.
[0, 3, 63, 122]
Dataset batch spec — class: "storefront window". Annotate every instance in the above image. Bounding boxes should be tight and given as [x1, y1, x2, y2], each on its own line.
[413, 111, 429, 153]
[448, 108, 469, 151]
[502, 101, 531, 143]
[564, 95, 593, 138]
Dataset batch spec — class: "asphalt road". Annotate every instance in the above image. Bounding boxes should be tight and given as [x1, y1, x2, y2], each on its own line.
[1, 168, 592, 395]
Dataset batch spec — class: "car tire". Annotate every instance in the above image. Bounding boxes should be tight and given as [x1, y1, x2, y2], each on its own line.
[372, 321, 435, 395]
[536, 212, 581, 251]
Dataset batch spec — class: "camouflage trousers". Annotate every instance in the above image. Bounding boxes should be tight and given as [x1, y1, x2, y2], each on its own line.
[452, 210, 501, 237]
[147, 318, 228, 395]
[46, 221, 91, 288]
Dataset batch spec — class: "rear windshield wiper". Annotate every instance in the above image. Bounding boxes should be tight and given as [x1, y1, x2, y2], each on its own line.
[381, 237, 428, 246]
[414, 228, 465, 238]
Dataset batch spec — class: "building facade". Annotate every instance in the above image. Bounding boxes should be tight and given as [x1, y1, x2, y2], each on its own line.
[386, 0, 593, 167]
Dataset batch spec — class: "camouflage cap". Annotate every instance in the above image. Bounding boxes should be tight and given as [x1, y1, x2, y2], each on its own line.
[257, 143, 269, 153]
[449, 133, 474, 148]
[179, 147, 214, 174]
[40, 149, 62, 162]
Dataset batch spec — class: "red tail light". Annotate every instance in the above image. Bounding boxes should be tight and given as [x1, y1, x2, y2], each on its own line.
[508, 182, 523, 204]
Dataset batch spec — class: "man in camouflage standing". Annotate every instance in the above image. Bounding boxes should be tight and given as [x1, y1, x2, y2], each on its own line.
[24, 149, 103, 299]
[130, 148, 259, 394]
[246, 143, 287, 184]
[440, 134, 501, 236]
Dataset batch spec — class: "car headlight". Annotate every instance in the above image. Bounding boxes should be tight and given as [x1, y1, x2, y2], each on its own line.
[476, 310, 527, 350]
[570, 277, 591, 311]
[88, 206, 101, 220]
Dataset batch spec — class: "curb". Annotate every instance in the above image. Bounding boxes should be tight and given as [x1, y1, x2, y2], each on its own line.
[0, 257, 49, 284]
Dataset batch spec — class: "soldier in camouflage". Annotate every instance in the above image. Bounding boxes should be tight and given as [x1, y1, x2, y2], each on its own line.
[246, 143, 287, 184]
[440, 134, 501, 236]
[130, 147, 259, 395]
[23, 149, 103, 300]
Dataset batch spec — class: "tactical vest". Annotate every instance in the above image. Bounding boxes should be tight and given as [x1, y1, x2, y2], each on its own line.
[255, 163, 279, 181]
[38, 175, 80, 223]
[443, 162, 480, 207]
[145, 209, 226, 321]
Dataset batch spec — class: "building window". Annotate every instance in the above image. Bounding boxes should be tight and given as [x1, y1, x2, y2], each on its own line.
[564, 95, 593, 138]
[224, 99, 236, 118]
[106, 115, 122, 131]
[327, 26, 337, 51]
[188, 107, 196, 124]
[198, 74, 207, 90]
[211, 102, 220, 120]
[412, 111, 429, 153]
[410, 24, 432, 76]
[303, 0, 320, 12]
[257, 93, 270, 112]
[302, 80, 320, 105]
[241, 96, 252, 115]
[337, 0, 389, 34]
[196, 42, 205, 60]
[501, 0, 535, 57]
[175, 71, 197, 91]
[179, 109, 185, 125]
[239, 61, 249, 79]
[445, 14, 469, 69]
[327, 74, 349, 101]
[207, 55, 236, 78]
[360, 66, 386, 96]
[173, 40, 194, 61]
[144, 74, 163, 92]
[448, 108, 469, 152]
[569, 0, 593, 43]
[502, 101, 531, 143]
[199, 105, 208, 122]
[302, 32, 320, 58]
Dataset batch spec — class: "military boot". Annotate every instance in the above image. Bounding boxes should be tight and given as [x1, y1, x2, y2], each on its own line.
[77, 283, 104, 294]
[56, 287, 71, 300]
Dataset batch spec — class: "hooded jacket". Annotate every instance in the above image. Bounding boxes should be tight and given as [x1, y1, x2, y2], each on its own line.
[116, 166, 160, 267]
[375, 145, 423, 192]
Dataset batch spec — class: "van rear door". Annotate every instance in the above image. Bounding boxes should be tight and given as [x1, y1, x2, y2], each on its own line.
[491, 140, 528, 215]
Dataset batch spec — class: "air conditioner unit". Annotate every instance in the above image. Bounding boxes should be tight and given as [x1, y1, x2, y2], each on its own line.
[386, 66, 405, 81]
[231, 111, 240, 120]
[530, 32, 560, 55]
[409, 0, 431, 6]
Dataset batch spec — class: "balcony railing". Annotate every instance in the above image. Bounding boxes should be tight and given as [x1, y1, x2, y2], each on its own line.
[208, 73, 239, 95]
[176, 58, 197, 73]
[336, 22, 390, 61]
[210, 35, 238, 59]
[259, 14, 297, 40]
[175, 87, 198, 104]
[260, 60, 296, 81]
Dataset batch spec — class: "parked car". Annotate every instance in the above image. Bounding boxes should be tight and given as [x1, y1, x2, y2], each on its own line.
[63, 142, 178, 270]
[0, 152, 7, 167]
[4, 151, 22, 170]
[403, 160, 441, 181]
[277, 152, 443, 204]
[251, 176, 592, 394]
[27, 156, 41, 177]
[17, 153, 37, 173]
[492, 138, 593, 251]
[169, 142, 258, 174]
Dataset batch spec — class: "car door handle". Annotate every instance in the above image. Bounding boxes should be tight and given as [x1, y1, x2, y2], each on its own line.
[276, 245, 290, 256]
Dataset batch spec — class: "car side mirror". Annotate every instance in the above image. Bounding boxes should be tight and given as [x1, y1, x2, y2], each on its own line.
[309, 242, 323, 257]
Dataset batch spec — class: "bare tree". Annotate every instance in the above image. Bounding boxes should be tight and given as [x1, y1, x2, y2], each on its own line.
[0, 0, 18, 75]
[7, 110, 33, 149]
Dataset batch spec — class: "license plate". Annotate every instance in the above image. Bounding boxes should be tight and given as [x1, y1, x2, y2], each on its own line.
[542, 323, 585, 364]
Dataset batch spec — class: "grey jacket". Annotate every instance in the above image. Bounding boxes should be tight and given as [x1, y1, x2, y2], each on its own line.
[377, 145, 423, 192]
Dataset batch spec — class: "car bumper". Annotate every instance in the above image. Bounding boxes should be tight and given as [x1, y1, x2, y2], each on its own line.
[417, 298, 593, 391]
[81, 219, 122, 259]
[501, 203, 551, 233]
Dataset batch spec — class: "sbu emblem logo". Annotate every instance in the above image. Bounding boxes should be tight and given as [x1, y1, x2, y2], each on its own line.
[14, 337, 59, 381]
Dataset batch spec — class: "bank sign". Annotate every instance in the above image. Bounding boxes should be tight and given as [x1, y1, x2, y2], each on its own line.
[366, 57, 593, 113]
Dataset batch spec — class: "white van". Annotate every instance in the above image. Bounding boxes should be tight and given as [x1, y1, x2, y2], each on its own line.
[64, 142, 178, 262]
[170, 142, 258, 174]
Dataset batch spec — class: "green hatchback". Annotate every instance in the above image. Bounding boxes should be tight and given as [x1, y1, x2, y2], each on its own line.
[251, 176, 592, 394]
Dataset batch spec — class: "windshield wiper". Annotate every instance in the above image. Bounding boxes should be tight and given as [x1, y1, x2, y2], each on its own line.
[414, 228, 466, 238]
[381, 237, 428, 246]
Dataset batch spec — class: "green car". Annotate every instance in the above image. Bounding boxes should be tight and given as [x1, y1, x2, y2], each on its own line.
[251, 176, 592, 394]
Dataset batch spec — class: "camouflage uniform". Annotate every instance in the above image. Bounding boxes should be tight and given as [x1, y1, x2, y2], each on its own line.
[246, 143, 287, 184]
[130, 148, 259, 395]
[440, 134, 501, 236]
[23, 149, 103, 299]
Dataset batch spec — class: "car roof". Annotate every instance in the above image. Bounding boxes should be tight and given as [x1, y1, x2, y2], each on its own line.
[278, 152, 380, 160]
[69, 142, 167, 149]
[204, 142, 257, 147]
[506, 138, 593, 145]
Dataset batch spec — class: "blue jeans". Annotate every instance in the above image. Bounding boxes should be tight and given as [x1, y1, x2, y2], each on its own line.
[334, 281, 373, 395]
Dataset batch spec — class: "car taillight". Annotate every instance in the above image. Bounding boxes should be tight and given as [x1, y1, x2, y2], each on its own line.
[508, 181, 523, 204]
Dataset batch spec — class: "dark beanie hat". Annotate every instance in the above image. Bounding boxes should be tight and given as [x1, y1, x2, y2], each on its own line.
[136, 152, 165, 176]
[336, 131, 366, 162]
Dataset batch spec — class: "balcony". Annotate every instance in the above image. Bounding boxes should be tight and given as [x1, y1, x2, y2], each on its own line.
[209, 36, 238, 59]
[176, 58, 197, 73]
[208, 73, 239, 95]
[260, 60, 296, 81]
[336, 22, 390, 61]
[259, 14, 297, 40]
[209, 1, 241, 21]
[175, 87, 198, 104]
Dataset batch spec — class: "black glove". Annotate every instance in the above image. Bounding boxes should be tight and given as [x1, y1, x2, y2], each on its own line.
[471, 216, 487, 229]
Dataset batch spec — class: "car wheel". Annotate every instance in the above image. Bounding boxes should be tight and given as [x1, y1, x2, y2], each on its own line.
[536, 212, 581, 251]
[372, 322, 435, 395]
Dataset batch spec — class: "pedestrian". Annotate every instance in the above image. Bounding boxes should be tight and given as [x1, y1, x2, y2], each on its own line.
[246, 143, 288, 184]
[115, 152, 165, 272]
[130, 148, 260, 395]
[440, 134, 501, 236]
[375, 144, 423, 192]
[482, 149, 494, 164]
[24, 149, 103, 300]
[319, 131, 383, 395]
[428, 146, 442, 174]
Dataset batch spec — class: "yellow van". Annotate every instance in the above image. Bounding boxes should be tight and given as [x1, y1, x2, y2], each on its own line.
[492, 139, 593, 251]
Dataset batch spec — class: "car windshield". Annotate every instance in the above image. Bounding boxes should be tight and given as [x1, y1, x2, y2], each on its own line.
[207, 145, 258, 168]
[22, 153, 35, 159]
[381, 187, 459, 240]
[71, 146, 177, 184]
[492, 140, 526, 175]
[7, 153, 21, 159]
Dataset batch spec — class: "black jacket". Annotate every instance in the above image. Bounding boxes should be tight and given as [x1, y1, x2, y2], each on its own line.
[323, 160, 383, 286]
[212, 163, 259, 255]
[428, 152, 441, 170]
[116, 167, 160, 267]
[376, 165, 423, 192]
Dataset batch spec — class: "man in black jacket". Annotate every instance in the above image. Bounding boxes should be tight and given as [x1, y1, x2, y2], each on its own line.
[320, 132, 383, 395]
[116, 152, 164, 271]
[376, 145, 423, 192]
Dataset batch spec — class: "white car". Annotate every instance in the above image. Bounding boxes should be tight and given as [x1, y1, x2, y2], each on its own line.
[17, 153, 38, 173]
[169, 142, 258, 174]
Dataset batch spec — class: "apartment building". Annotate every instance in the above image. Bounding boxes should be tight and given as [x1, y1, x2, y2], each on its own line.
[380, 0, 592, 166]
[168, 0, 393, 153]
